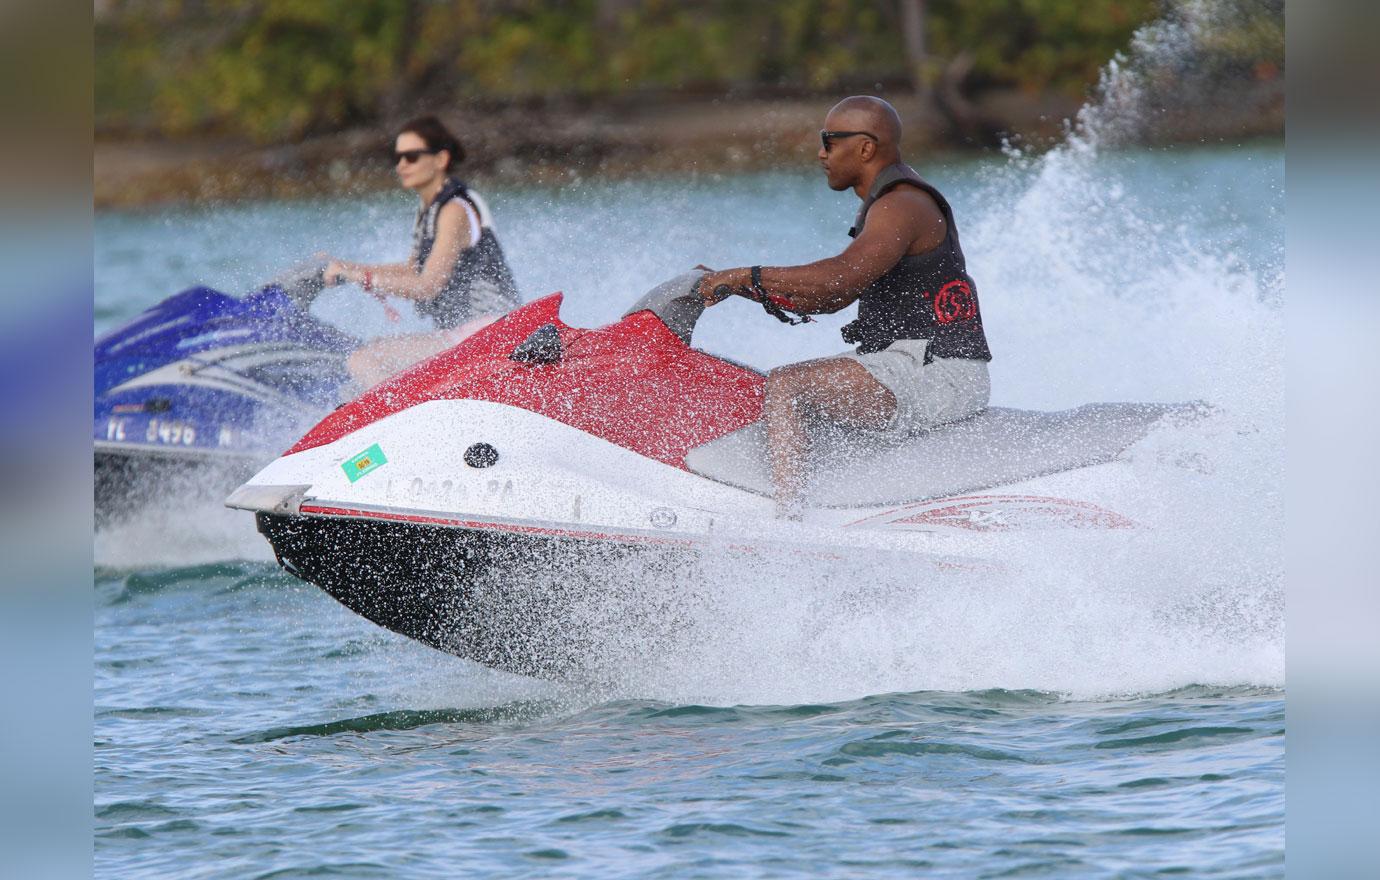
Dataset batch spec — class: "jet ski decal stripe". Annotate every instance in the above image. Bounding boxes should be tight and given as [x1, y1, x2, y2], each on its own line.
[297, 503, 701, 549]
[844, 494, 1137, 530]
[290, 503, 1003, 573]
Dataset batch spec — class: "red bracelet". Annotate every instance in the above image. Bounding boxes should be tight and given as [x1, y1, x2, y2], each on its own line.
[362, 270, 373, 292]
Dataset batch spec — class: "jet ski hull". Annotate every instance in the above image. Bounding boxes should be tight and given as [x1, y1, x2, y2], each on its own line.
[256, 510, 693, 680]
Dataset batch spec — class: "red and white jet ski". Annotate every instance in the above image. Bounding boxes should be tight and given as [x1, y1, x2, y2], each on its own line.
[228, 274, 1196, 678]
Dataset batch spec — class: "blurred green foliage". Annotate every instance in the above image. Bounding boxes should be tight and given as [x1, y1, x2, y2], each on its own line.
[95, 0, 1282, 142]
[927, 0, 1157, 91]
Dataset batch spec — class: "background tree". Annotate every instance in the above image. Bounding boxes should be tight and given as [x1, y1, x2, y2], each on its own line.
[95, 0, 1279, 143]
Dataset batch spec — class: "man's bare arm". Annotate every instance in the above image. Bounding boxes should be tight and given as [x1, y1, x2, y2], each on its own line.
[700, 187, 945, 313]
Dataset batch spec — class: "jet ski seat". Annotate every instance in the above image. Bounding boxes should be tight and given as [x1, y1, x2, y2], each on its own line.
[684, 402, 1201, 508]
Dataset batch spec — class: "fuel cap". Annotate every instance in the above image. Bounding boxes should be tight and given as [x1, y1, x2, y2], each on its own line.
[464, 443, 499, 468]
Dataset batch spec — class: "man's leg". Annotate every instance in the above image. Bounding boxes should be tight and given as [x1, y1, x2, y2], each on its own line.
[762, 358, 897, 513]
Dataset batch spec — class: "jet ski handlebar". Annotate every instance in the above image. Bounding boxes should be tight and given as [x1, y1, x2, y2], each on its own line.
[269, 261, 332, 312]
[623, 270, 812, 345]
[710, 283, 813, 327]
[623, 272, 708, 345]
[270, 261, 399, 322]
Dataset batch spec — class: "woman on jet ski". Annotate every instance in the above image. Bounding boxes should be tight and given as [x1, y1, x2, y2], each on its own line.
[323, 115, 521, 388]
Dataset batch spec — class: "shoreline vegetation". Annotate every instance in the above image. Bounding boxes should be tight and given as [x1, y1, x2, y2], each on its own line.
[95, 0, 1283, 209]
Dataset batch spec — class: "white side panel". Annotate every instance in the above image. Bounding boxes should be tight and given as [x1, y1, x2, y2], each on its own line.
[239, 399, 774, 539]
[236, 399, 1149, 559]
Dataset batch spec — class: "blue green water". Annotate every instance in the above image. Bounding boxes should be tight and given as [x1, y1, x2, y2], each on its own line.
[95, 135, 1283, 876]
[96, 566, 1282, 879]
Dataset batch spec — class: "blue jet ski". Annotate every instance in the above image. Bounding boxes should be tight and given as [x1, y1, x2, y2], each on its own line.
[94, 265, 359, 527]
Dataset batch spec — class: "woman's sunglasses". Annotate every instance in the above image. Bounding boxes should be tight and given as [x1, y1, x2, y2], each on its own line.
[820, 130, 878, 150]
[392, 148, 438, 164]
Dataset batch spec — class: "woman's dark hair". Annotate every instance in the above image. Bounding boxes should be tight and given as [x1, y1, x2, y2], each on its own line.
[397, 115, 465, 172]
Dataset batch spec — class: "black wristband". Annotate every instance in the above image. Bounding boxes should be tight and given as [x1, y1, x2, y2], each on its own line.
[750, 265, 765, 295]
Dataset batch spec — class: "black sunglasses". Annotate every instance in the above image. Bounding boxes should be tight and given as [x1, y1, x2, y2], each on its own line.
[820, 129, 879, 150]
[392, 148, 439, 164]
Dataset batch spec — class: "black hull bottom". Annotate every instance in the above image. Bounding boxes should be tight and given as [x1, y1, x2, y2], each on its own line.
[95, 448, 259, 529]
[256, 512, 697, 680]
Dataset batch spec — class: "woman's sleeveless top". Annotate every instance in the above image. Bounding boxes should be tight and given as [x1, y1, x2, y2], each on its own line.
[410, 178, 521, 329]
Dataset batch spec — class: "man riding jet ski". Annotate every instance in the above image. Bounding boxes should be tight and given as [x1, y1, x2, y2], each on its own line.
[227, 272, 1195, 681]
[696, 96, 990, 517]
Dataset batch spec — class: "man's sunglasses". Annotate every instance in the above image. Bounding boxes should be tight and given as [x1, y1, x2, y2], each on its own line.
[392, 148, 438, 164]
[820, 130, 879, 150]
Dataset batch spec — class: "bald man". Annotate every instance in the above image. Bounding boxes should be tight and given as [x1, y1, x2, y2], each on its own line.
[696, 96, 992, 516]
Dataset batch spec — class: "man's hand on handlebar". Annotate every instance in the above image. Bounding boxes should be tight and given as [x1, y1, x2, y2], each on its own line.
[692, 264, 814, 326]
[694, 267, 751, 307]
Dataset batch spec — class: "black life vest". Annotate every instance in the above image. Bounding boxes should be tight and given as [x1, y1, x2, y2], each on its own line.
[411, 178, 521, 329]
[841, 163, 992, 361]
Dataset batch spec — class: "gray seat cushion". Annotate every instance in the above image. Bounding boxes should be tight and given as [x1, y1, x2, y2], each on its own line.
[684, 402, 1202, 508]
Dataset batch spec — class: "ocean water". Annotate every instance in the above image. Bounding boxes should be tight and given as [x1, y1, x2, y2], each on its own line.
[95, 11, 1284, 875]
[95, 558, 1283, 878]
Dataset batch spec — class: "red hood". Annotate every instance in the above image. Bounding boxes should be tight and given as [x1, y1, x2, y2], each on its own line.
[287, 293, 766, 467]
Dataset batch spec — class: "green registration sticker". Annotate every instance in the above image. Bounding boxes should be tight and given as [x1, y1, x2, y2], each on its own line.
[342, 442, 387, 483]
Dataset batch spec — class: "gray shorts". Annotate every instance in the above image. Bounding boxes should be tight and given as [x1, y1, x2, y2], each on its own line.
[840, 339, 990, 434]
